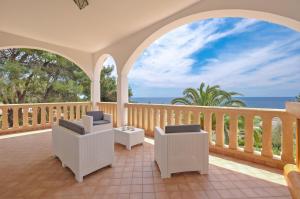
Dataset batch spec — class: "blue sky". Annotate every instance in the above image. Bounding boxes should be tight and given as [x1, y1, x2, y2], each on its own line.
[106, 18, 300, 97]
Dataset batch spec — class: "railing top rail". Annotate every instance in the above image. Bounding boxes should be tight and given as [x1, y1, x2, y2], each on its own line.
[125, 102, 288, 114]
[0, 101, 92, 107]
[97, 102, 117, 104]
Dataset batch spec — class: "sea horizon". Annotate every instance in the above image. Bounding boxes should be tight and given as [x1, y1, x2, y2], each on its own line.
[131, 96, 297, 109]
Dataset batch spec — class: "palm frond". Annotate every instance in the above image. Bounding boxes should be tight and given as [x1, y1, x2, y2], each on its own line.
[171, 97, 192, 105]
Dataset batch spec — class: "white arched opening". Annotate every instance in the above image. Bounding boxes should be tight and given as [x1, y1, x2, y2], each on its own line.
[92, 54, 117, 109]
[116, 9, 300, 125]
[0, 45, 91, 78]
[122, 9, 300, 76]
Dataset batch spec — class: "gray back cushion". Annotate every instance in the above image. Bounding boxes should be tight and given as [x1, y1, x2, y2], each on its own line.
[86, 111, 104, 121]
[165, 124, 201, 134]
[93, 120, 110, 126]
[59, 119, 85, 135]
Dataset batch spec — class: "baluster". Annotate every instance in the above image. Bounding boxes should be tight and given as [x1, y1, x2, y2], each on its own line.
[229, 113, 238, 150]
[23, 106, 29, 128]
[1, 107, 9, 130]
[41, 106, 46, 127]
[81, 105, 86, 117]
[112, 105, 116, 126]
[215, 112, 224, 147]
[13, 106, 19, 129]
[281, 115, 295, 163]
[261, 115, 273, 158]
[87, 103, 92, 111]
[136, 107, 140, 128]
[115, 104, 118, 126]
[49, 106, 53, 124]
[128, 106, 132, 126]
[32, 106, 38, 127]
[69, 105, 74, 120]
[187, 110, 192, 124]
[183, 110, 189, 124]
[139, 107, 143, 128]
[133, 107, 138, 127]
[142, 106, 146, 129]
[102, 104, 107, 113]
[244, 114, 254, 153]
[175, 109, 180, 125]
[111, 105, 114, 126]
[167, 108, 172, 125]
[160, 108, 165, 129]
[76, 105, 80, 120]
[148, 108, 152, 136]
[63, 105, 68, 120]
[154, 109, 158, 129]
[107, 104, 112, 114]
[56, 106, 62, 121]
[193, 110, 200, 124]
[204, 111, 212, 144]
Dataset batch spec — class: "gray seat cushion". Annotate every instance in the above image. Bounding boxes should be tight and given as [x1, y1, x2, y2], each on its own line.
[86, 111, 104, 121]
[93, 120, 110, 126]
[59, 119, 85, 135]
[165, 124, 201, 134]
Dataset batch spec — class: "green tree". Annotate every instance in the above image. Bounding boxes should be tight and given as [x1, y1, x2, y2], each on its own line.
[171, 82, 245, 106]
[100, 65, 133, 102]
[0, 48, 91, 126]
[171, 82, 262, 151]
[0, 48, 90, 104]
[100, 66, 117, 102]
[296, 94, 300, 102]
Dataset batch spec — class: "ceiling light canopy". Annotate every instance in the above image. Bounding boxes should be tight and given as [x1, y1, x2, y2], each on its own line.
[73, 0, 89, 10]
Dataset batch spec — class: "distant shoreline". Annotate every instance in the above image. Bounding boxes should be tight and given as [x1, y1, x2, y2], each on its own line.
[131, 97, 296, 109]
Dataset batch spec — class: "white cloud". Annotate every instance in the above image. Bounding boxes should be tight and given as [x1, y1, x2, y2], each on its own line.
[128, 18, 300, 97]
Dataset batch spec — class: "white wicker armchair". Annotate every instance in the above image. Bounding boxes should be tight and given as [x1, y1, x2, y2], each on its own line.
[82, 113, 112, 133]
[154, 126, 208, 178]
[52, 124, 114, 182]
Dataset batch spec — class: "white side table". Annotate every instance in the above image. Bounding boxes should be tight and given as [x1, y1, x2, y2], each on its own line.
[114, 127, 145, 150]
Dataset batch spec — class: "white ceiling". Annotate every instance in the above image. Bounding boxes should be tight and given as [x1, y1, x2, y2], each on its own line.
[0, 0, 199, 52]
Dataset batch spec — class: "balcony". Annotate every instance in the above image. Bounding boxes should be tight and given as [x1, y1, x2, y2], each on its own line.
[0, 127, 291, 199]
[0, 101, 298, 198]
[1, 1, 300, 198]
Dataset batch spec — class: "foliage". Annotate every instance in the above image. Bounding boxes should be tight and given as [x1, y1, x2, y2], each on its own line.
[172, 82, 283, 155]
[100, 66, 117, 102]
[171, 82, 246, 107]
[296, 94, 300, 102]
[0, 48, 90, 104]
[100, 65, 133, 102]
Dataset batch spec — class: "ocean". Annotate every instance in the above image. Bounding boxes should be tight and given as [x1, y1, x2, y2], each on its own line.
[131, 97, 296, 109]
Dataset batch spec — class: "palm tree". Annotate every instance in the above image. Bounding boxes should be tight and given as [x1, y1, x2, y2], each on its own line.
[171, 82, 246, 107]
[296, 94, 300, 102]
[172, 83, 246, 145]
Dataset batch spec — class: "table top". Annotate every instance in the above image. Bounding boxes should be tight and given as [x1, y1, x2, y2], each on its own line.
[114, 127, 144, 134]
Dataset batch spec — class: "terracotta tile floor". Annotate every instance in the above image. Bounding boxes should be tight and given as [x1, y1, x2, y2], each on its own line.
[0, 130, 291, 199]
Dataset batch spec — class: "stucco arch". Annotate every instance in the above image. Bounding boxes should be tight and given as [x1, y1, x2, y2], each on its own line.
[121, 9, 300, 76]
[0, 31, 93, 78]
[94, 54, 114, 78]
[0, 45, 92, 79]
[91, 54, 118, 108]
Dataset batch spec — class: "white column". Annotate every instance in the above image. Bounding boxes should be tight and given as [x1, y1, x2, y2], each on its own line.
[91, 68, 101, 110]
[117, 74, 128, 126]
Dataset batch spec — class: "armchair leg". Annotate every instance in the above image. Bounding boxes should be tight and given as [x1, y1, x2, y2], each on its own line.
[75, 174, 83, 182]
[161, 172, 171, 179]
